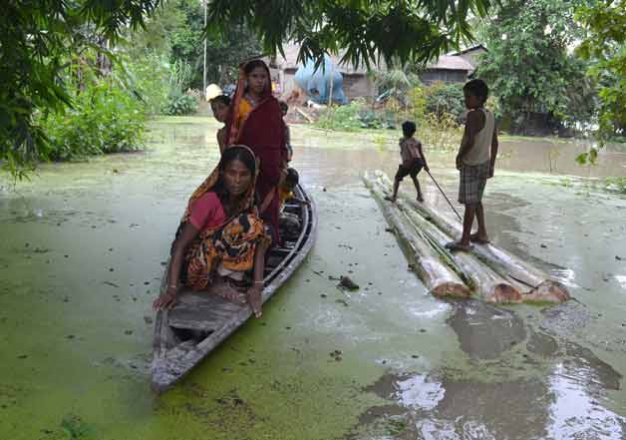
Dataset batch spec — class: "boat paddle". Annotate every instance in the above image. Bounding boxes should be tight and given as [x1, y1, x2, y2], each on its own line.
[425, 170, 463, 223]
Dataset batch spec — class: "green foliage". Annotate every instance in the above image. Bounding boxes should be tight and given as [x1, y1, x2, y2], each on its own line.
[424, 82, 466, 121]
[317, 101, 367, 131]
[164, 94, 198, 116]
[60, 414, 95, 439]
[576, 1, 626, 142]
[419, 113, 464, 151]
[163, 60, 198, 115]
[207, 0, 496, 69]
[476, 0, 595, 133]
[372, 67, 422, 106]
[604, 177, 626, 194]
[0, 0, 160, 178]
[123, 53, 171, 115]
[40, 69, 146, 161]
[575, 148, 598, 166]
[317, 100, 395, 131]
[318, 81, 464, 148]
[127, 0, 261, 89]
[408, 86, 428, 121]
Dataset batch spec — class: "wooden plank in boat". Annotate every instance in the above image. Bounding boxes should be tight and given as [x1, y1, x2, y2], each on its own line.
[168, 291, 245, 331]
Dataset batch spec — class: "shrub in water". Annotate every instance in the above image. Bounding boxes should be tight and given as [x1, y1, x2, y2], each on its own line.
[164, 93, 198, 116]
[41, 80, 146, 161]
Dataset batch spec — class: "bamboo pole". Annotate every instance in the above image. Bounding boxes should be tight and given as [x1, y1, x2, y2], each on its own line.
[398, 200, 524, 304]
[373, 171, 570, 303]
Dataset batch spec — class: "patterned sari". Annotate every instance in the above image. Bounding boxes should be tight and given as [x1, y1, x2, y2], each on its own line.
[179, 146, 271, 291]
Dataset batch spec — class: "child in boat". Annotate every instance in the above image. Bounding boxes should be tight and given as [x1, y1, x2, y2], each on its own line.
[446, 79, 499, 252]
[278, 168, 307, 209]
[279, 101, 293, 162]
[388, 120, 429, 202]
[210, 94, 231, 154]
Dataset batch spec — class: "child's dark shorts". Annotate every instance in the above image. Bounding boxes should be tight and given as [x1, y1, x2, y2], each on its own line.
[395, 159, 424, 181]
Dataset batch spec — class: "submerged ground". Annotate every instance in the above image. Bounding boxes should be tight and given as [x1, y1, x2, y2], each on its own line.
[1, 117, 626, 439]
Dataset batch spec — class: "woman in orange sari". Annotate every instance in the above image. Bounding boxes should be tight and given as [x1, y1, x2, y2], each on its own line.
[227, 59, 287, 243]
[153, 145, 271, 317]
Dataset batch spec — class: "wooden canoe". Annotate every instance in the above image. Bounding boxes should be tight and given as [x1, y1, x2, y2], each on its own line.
[151, 184, 317, 392]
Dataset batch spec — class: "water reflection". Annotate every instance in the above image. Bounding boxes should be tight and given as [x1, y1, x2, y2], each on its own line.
[394, 374, 444, 410]
[547, 362, 626, 439]
[447, 301, 527, 360]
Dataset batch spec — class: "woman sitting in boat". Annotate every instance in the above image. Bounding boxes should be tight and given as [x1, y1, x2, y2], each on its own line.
[227, 59, 288, 243]
[153, 145, 271, 317]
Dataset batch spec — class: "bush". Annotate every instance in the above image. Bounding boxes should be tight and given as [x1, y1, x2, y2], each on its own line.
[41, 80, 146, 161]
[425, 82, 466, 121]
[162, 60, 198, 115]
[317, 101, 364, 131]
[123, 53, 171, 116]
[419, 113, 463, 151]
[164, 93, 198, 115]
[317, 99, 395, 131]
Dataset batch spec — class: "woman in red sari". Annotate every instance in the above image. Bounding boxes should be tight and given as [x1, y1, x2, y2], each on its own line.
[227, 59, 287, 243]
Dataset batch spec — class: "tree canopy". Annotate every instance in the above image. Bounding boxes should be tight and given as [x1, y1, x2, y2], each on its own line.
[206, 0, 497, 68]
[1, 0, 161, 177]
[576, 0, 626, 140]
[476, 0, 595, 134]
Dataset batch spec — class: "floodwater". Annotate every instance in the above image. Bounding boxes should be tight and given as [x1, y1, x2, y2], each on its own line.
[1, 116, 626, 439]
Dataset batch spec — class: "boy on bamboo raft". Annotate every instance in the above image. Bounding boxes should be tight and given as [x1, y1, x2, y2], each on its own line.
[446, 79, 499, 253]
[387, 120, 430, 203]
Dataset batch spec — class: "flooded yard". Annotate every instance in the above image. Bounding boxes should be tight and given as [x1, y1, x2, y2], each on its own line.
[1, 116, 626, 439]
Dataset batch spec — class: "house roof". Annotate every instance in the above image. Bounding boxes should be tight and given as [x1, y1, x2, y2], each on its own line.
[450, 44, 488, 56]
[426, 55, 474, 71]
[272, 42, 476, 75]
[272, 43, 378, 75]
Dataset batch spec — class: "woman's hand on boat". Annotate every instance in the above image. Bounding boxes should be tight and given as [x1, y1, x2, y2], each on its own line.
[153, 288, 178, 310]
[247, 284, 263, 318]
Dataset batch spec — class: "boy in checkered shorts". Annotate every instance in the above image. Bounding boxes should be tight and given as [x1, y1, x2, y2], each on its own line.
[446, 79, 499, 252]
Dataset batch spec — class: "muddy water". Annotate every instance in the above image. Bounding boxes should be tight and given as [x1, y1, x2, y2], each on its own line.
[1, 116, 626, 439]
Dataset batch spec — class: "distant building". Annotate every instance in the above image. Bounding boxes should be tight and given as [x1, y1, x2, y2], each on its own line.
[450, 44, 488, 71]
[419, 45, 487, 85]
[419, 55, 475, 84]
[269, 43, 487, 103]
[269, 43, 380, 102]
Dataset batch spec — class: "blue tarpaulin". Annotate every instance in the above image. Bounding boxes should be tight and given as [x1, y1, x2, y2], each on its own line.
[294, 55, 348, 105]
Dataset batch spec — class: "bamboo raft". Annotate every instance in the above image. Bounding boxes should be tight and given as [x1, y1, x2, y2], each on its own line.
[364, 171, 570, 304]
[151, 184, 317, 392]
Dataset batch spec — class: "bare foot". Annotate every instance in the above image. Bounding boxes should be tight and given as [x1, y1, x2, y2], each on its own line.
[247, 285, 263, 318]
[212, 280, 246, 304]
[445, 241, 473, 252]
[417, 195, 424, 203]
[469, 233, 490, 244]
